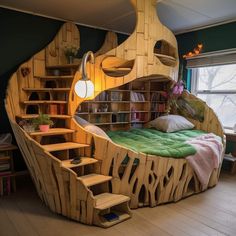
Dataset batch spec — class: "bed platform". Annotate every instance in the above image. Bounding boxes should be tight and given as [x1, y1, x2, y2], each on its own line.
[5, 0, 225, 227]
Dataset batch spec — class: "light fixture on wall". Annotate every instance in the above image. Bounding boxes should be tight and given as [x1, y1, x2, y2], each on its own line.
[74, 51, 95, 98]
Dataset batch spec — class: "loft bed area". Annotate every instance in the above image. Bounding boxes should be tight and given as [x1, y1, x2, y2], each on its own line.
[3, 0, 227, 230]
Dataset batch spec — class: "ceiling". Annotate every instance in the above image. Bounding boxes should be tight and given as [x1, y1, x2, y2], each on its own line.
[1, 0, 236, 34]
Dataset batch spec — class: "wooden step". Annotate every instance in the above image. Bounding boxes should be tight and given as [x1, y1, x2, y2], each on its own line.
[79, 174, 112, 187]
[16, 114, 71, 119]
[23, 88, 70, 92]
[35, 75, 74, 80]
[43, 142, 89, 152]
[29, 128, 75, 137]
[94, 193, 130, 210]
[61, 157, 98, 168]
[23, 100, 67, 104]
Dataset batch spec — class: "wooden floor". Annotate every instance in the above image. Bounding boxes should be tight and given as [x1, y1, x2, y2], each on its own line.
[1, 172, 236, 236]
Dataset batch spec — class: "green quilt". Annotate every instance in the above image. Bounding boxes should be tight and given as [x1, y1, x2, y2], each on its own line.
[107, 128, 206, 158]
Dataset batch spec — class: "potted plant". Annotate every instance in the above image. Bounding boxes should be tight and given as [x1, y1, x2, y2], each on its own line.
[63, 44, 79, 64]
[32, 113, 54, 132]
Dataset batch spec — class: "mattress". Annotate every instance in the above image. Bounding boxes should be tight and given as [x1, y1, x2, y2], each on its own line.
[107, 128, 207, 158]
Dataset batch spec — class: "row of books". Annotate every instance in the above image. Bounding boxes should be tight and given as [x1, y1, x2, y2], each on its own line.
[47, 104, 66, 115]
[131, 91, 145, 102]
[151, 92, 167, 102]
[0, 174, 11, 196]
[151, 103, 166, 112]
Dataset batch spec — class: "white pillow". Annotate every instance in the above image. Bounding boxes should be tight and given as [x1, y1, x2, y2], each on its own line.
[74, 115, 90, 127]
[74, 115, 110, 140]
[147, 115, 194, 132]
[84, 124, 111, 140]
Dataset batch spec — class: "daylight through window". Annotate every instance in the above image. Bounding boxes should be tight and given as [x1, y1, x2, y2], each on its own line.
[190, 64, 236, 129]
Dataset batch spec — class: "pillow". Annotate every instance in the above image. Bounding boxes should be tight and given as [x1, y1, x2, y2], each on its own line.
[147, 115, 194, 132]
[74, 115, 90, 127]
[74, 115, 110, 140]
[84, 124, 111, 140]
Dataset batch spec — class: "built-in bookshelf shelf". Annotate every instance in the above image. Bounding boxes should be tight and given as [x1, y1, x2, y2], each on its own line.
[103, 67, 132, 77]
[77, 79, 170, 130]
[154, 53, 177, 67]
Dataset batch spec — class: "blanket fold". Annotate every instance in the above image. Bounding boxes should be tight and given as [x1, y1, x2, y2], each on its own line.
[186, 133, 223, 190]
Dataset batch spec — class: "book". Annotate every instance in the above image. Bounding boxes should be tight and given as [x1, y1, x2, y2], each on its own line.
[102, 212, 119, 222]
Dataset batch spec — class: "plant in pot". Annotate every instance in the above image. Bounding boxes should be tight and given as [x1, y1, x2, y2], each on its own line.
[32, 113, 54, 132]
[63, 44, 79, 64]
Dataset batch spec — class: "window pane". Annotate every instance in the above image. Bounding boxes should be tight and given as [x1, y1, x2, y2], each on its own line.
[198, 94, 236, 128]
[197, 64, 236, 91]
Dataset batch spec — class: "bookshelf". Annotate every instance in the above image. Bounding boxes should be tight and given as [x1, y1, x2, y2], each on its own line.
[77, 79, 170, 130]
[0, 144, 18, 196]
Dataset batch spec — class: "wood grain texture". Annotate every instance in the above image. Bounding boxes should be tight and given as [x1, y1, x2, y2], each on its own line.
[1, 173, 236, 235]
[4, 0, 224, 228]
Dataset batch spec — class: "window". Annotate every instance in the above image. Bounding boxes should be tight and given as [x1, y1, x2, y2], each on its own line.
[191, 64, 236, 129]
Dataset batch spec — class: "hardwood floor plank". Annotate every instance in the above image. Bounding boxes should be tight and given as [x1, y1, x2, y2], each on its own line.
[1, 173, 236, 235]
[0, 201, 19, 236]
[0, 196, 39, 236]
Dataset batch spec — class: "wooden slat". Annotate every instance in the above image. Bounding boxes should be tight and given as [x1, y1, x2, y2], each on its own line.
[23, 88, 70, 92]
[61, 157, 98, 168]
[79, 174, 112, 187]
[35, 75, 74, 80]
[0, 144, 18, 151]
[94, 193, 130, 210]
[16, 114, 71, 119]
[23, 100, 67, 104]
[42, 142, 89, 152]
[29, 128, 75, 137]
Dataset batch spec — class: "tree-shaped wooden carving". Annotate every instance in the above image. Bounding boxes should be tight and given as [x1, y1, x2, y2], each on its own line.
[69, 0, 179, 115]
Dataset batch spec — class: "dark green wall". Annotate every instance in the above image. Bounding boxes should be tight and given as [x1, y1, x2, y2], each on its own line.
[176, 21, 236, 154]
[176, 21, 236, 88]
[177, 21, 236, 56]
[0, 7, 127, 170]
[0, 8, 128, 132]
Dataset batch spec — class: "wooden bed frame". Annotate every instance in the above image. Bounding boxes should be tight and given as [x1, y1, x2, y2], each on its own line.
[5, 0, 225, 227]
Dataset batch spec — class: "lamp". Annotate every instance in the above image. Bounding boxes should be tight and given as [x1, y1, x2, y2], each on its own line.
[74, 51, 95, 98]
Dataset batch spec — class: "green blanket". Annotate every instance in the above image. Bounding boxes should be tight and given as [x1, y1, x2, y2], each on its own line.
[107, 128, 206, 158]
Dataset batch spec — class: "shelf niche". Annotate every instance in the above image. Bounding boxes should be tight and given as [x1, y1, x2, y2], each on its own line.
[101, 57, 134, 77]
[154, 40, 177, 67]
[76, 78, 171, 131]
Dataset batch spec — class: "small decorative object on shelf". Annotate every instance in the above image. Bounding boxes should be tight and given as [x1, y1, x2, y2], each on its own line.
[111, 91, 121, 101]
[70, 156, 81, 164]
[19, 119, 35, 133]
[101, 104, 108, 112]
[32, 113, 54, 132]
[63, 44, 79, 64]
[183, 43, 203, 58]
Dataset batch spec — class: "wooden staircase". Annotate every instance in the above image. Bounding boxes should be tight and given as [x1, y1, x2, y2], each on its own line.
[16, 63, 131, 227]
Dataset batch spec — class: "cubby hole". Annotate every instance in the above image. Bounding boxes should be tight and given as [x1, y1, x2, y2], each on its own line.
[26, 105, 39, 114]
[45, 80, 57, 88]
[40, 135, 66, 145]
[28, 92, 39, 101]
[154, 40, 177, 67]
[101, 57, 134, 77]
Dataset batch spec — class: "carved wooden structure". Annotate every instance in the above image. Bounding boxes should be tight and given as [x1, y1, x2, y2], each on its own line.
[5, 0, 224, 227]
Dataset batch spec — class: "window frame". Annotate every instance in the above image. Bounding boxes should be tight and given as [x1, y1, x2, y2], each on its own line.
[190, 66, 236, 130]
